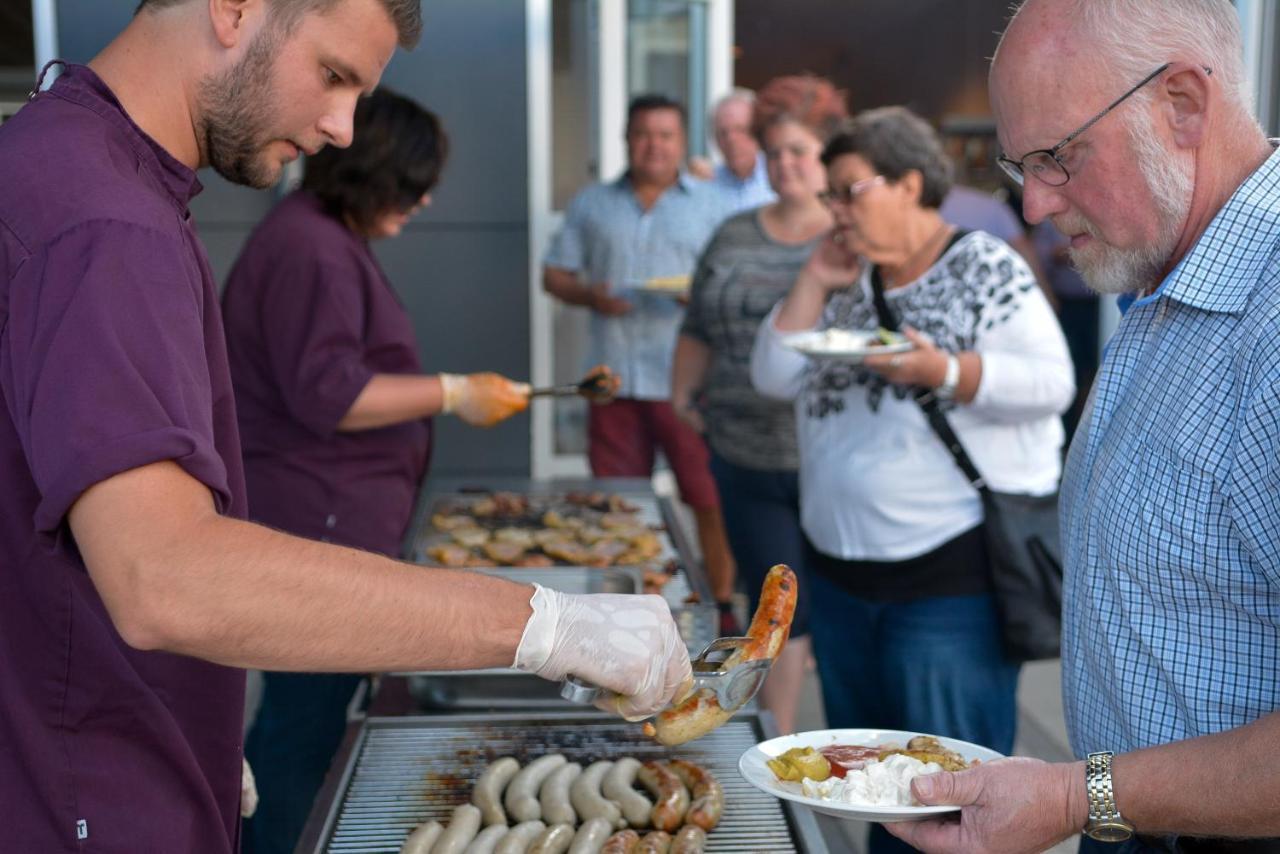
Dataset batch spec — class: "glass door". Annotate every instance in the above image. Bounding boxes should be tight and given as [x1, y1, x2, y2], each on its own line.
[527, 0, 732, 477]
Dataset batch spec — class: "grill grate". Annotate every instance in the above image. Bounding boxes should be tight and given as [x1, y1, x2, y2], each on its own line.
[313, 714, 810, 853]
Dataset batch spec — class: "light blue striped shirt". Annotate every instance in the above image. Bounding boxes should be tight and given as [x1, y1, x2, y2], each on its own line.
[709, 152, 776, 214]
[545, 172, 732, 399]
[1061, 145, 1280, 757]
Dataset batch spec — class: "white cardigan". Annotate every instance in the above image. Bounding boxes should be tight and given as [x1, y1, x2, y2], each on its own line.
[750, 230, 1074, 561]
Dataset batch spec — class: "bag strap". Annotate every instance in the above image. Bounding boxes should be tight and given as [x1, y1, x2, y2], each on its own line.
[868, 265, 990, 495]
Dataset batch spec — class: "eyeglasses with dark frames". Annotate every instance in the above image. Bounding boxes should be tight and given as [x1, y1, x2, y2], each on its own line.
[818, 175, 886, 206]
[997, 63, 1212, 188]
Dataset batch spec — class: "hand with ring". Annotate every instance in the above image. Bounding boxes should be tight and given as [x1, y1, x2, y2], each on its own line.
[862, 327, 949, 388]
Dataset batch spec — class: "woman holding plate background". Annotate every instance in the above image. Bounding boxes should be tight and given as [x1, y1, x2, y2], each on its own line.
[672, 74, 849, 734]
[750, 106, 1073, 854]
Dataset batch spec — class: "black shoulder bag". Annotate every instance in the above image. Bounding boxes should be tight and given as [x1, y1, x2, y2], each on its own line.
[869, 267, 1064, 662]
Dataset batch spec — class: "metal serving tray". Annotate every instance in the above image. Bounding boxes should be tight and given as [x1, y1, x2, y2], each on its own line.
[300, 711, 827, 853]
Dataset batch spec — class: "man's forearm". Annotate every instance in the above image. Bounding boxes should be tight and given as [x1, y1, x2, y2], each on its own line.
[544, 266, 595, 307]
[1113, 711, 1280, 837]
[337, 373, 445, 432]
[73, 462, 533, 672]
[774, 274, 830, 332]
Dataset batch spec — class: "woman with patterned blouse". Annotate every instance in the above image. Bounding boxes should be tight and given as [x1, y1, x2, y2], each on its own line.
[672, 76, 848, 734]
[751, 107, 1073, 851]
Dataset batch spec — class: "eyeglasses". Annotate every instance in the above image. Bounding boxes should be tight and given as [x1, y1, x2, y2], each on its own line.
[818, 175, 886, 206]
[997, 63, 1211, 188]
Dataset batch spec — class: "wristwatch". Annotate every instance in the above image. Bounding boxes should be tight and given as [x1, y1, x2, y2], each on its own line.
[935, 354, 961, 400]
[1084, 751, 1135, 843]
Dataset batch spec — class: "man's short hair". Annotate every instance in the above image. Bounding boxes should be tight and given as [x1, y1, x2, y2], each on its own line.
[822, 106, 953, 210]
[135, 0, 423, 49]
[302, 87, 447, 233]
[626, 94, 687, 135]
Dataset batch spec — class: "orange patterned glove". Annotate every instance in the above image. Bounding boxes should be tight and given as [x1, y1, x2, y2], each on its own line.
[440, 373, 531, 427]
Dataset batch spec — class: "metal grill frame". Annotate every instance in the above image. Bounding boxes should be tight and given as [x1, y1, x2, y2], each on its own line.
[300, 711, 828, 853]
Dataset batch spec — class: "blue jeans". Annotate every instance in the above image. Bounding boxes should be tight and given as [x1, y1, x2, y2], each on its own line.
[242, 672, 365, 854]
[709, 451, 810, 636]
[808, 570, 1019, 854]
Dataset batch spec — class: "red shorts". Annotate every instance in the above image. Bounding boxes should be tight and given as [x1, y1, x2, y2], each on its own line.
[587, 398, 720, 510]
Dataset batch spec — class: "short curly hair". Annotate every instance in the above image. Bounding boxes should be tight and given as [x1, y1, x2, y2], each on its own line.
[302, 88, 447, 233]
[821, 106, 953, 209]
[136, 0, 423, 49]
[751, 75, 849, 145]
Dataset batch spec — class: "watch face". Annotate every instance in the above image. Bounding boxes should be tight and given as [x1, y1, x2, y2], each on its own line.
[1087, 822, 1135, 843]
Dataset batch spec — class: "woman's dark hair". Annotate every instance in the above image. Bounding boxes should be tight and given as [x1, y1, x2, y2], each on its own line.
[303, 88, 448, 233]
[821, 106, 953, 209]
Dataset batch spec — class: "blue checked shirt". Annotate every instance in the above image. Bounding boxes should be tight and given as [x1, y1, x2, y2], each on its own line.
[1061, 145, 1280, 757]
[545, 172, 732, 399]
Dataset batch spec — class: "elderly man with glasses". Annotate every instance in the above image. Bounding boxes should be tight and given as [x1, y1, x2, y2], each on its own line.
[886, 2, 1280, 853]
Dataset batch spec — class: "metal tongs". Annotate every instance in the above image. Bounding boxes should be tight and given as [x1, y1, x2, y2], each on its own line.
[529, 368, 618, 403]
[559, 636, 772, 713]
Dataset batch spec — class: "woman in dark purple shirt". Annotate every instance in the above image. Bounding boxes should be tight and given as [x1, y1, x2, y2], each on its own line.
[222, 89, 529, 854]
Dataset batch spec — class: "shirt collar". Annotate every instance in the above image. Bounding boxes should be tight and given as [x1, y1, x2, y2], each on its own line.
[714, 151, 767, 187]
[46, 62, 203, 209]
[1145, 142, 1280, 315]
[614, 170, 697, 193]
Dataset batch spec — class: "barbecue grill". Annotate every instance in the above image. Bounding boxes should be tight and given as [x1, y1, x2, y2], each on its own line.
[299, 711, 828, 853]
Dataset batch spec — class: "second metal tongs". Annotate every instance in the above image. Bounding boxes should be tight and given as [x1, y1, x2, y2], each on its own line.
[560, 636, 772, 714]
[529, 368, 618, 402]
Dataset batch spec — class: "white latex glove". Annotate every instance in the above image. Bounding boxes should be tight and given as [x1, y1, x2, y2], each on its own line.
[440, 373, 532, 427]
[513, 585, 692, 721]
[240, 757, 259, 818]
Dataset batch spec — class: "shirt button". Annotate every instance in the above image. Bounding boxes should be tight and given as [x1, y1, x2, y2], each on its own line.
[325, 514, 337, 529]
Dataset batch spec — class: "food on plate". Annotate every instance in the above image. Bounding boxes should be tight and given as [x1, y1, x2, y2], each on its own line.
[636, 761, 690, 833]
[540, 761, 583, 826]
[600, 512, 640, 530]
[818, 744, 881, 778]
[528, 823, 577, 854]
[430, 803, 482, 854]
[670, 825, 707, 853]
[426, 543, 474, 568]
[399, 820, 442, 854]
[494, 527, 536, 548]
[466, 824, 510, 854]
[534, 528, 575, 548]
[644, 275, 691, 291]
[645, 564, 798, 745]
[878, 734, 972, 772]
[666, 760, 722, 831]
[602, 757, 652, 829]
[506, 754, 568, 823]
[432, 513, 475, 531]
[570, 760, 624, 828]
[568, 817, 616, 854]
[874, 326, 901, 346]
[601, 829, 641, 854]
[800, 753, 945, 808]
[472, 757, 521, 825]
[767, 746, 833, 783]
[495, 820, 547, 854]
[635, 829, 673, 853]
[482, 541, 528, 565]
[450, 527, 490, 548]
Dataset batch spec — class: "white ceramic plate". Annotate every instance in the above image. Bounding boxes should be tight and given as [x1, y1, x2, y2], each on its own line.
[783, 329, 913, 363]
[738, 728, 1004, 823]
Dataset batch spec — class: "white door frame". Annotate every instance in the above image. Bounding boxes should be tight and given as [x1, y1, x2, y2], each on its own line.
[527, 0, 733, 479]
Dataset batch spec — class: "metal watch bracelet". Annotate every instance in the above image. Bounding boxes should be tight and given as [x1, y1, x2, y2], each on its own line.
[1084, 751, 1135, 842]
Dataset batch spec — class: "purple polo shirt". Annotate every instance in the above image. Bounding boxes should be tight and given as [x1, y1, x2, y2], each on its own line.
[222, 191, 431, 556]
[0, 65, 246, 851]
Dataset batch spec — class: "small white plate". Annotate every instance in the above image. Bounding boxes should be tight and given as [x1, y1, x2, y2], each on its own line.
[635, 275, 691, 297]
[783, 329, 913, 363]
[738, 728, 1004, 823]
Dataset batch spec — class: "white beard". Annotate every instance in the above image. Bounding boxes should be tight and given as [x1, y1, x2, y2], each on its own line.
[1065, 114, 1194, 296]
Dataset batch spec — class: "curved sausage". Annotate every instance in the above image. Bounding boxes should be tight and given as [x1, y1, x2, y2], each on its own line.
[432, 803, 483, 854]
[473, 757, 521, 826]
[570, 760, 624, 829]
[602, 757, 652, 829]
[645, 564, 797, 746]
[539, 761, 582, 826]
[600, 829, 640, 854]
[463, 824, 510, 854]
[670, 826, 706, 854]
[568, 817, 616, 854]
[399, 820, 443, 854]
[635, 762, 689, 833]
[494, 820, 547, 854]
[665, 760, 722, 831]
[506, 754, 569, 823]
[634, 831, 672, 854]
[527, 823, 576, 854]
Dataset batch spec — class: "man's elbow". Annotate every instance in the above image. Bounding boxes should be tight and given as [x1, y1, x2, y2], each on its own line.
[92, 553, 202, 654]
